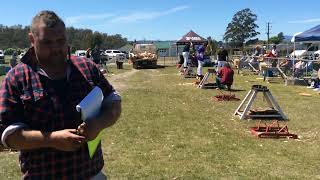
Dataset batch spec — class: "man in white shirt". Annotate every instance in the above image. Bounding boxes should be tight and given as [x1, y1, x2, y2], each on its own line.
[271, 45, 279, 67]
[271, 45, 278, 57]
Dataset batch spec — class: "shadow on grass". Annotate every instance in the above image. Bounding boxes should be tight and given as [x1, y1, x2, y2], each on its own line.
[156, 65, 166, 69]
[132, 65, 167, 69]
[228, 89, 247, 92]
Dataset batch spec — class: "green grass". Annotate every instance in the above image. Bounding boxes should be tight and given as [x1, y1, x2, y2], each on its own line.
[0, 152, 20, 180]
[105, 64, 133, 75]
[1, 66, 320, 179]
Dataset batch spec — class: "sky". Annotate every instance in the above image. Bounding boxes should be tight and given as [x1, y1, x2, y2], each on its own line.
[1, 0, 320, 41]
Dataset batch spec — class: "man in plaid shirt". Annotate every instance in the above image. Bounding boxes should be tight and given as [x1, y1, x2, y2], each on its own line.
[0, 10, 121, 179]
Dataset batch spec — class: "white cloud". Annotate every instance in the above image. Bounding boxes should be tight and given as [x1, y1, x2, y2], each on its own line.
[65, 13, 115, 25]
[288, 18, 320, 24]
[64, 5, 189, 29]
[110, 5, 189, 23]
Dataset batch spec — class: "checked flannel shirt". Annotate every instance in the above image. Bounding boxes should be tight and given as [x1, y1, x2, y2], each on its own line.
[0, 47, 117, 180]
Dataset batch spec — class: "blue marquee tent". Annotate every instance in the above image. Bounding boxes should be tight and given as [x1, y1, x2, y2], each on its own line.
[295, 25, 320, 42]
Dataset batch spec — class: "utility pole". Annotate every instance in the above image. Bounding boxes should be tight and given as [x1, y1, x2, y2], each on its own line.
[266, 22, 271, 49]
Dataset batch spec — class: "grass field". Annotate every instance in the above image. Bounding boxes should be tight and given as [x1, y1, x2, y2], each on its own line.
[1, 65, 320, 179]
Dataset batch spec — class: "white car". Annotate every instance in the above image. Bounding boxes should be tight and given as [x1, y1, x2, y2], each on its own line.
[104, 50, 126, 62]
[18, 52, 25, 59]
[290, 43, 320, 58]
[0, 50, 4, 60]
[75, 50, 87, 57]
[314, 50, 320, 59]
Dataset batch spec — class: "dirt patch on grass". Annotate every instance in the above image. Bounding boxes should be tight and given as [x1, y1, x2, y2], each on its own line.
[106, 69, 138, 92]
[106, 68, 162, 92]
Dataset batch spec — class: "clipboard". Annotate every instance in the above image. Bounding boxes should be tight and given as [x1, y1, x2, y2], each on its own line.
[76, 86, 104, 158]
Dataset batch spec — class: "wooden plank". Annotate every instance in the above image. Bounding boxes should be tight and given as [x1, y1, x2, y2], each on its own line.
[234, 90, 253, 115]
[264, 92, 288, 120]
[247, 114, 283, 118]
[240, 91, 257, 120]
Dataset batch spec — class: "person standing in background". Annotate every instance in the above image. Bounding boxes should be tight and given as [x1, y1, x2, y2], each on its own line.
[91, 44, 101, 65]
[196, 42, 207, 80]
[10, 51, 17, 68]
[217, 46, 228, 71]
[182, 42, 191, 71]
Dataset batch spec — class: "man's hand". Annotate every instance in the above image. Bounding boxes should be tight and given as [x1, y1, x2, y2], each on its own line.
[50, 129, 86, 151]
[77, 122, 101, 141]
[76, 100, 121, 141]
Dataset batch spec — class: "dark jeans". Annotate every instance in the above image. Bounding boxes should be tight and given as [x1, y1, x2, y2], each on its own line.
[216, 77, 231, 90]
[116, 61, 123, 69]
[178, 55, 184, 65]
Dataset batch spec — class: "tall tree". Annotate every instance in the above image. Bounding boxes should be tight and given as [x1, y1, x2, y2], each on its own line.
[91, 31, 103, 48]
[206, 36, 218, 55]
[277, 32, 284, 42]
[223, 8, 260, 47]
[0, 24, 128, 51]
[269, 36, 281, 44]
[269, 32, 285, 45]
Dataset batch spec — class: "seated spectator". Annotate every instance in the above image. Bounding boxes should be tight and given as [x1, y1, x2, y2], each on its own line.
[294, 60, 305, 77]
[308, 68, 320, 91]
[314, 69, 320, 91]
[250, 46, 262, 69]
[216, 63, 234, 90]
[280, 59, 293, 74]
[263, 50, 275, 59]
[249, 56, 260, 70]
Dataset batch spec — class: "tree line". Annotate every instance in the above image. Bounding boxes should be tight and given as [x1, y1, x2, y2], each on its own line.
[0, 24, 128, 54]
[1, 8, 286, 55]
[223, 8, 285, 48]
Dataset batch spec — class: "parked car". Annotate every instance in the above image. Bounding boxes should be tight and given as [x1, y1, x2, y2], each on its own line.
[120, 51, 129, 59]
[0, 50, 4, 59]
[75, 50, 87, 57]
[100, 50, 109, 63]
[313, 50, 320, 59]
[104, 50, 126, 61]
[18, 52, 25, 59]
[0, 50, 4, 64]
[290, 43, 320, 58]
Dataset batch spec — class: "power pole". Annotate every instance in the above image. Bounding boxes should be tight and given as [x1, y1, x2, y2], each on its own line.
[266, 22, 271, 49]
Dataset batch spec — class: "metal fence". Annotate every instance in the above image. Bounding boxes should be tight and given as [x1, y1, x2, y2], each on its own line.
[231, 55, 320, 79]
[157, 56, 178, 66]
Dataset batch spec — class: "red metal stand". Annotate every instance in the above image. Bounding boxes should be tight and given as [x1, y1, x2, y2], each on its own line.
[250, 120, 298, 139]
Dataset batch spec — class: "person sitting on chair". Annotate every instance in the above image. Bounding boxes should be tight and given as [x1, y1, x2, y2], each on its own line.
[250, 46, 261, 70]
[294, 60, 305, 77]
[216, 63, 234, 90]
[279, 58, 293, 75]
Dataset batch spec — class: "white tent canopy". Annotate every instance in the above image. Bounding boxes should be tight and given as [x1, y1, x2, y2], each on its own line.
[291, 32, 303, 43]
